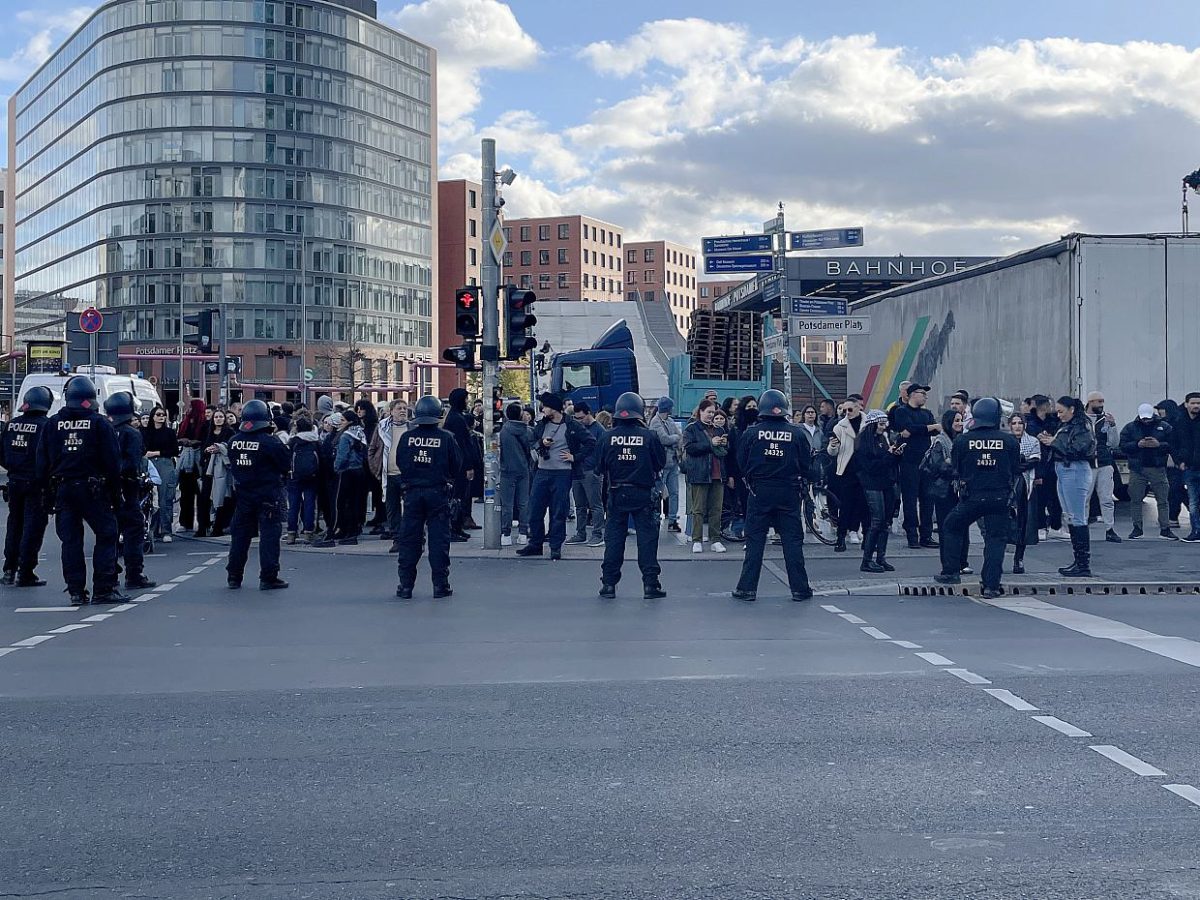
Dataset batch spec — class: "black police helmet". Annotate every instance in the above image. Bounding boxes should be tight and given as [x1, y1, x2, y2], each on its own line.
[239, 398, 273, 432]
[103, 391, 136, 425]
[20, 386, 53, 414]
[412, 395, 444, 426]
[614, 391, 645, 423]
[972, 396, 1001, 429]
[63, 375, 98, 411]
[758, 389, 790, 419]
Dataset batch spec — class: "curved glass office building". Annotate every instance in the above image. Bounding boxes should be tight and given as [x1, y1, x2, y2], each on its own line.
[4, 0, 435, 405]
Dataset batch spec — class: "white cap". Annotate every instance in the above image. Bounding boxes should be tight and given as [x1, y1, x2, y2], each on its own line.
[1138, 403, 1156, 420]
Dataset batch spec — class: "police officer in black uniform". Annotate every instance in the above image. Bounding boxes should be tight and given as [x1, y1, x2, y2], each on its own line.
[395, 395, 462, 600]
[0, 386, 53, 586]
[36, 375, 125, 605]
[934, 396, 1021, 598]
[733, 389, 814, 602]
[224, 399, 290, 590]
[594, 392, 666, 599]
[105, 391, 157, 590]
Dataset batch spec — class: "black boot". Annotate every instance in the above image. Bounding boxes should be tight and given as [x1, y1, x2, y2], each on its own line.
[860, 531, 884, 573]
[875, 530, 895, 572]
[1012, 548, 1025, 575]
[834, 529, 847, 553]
[1059, 526, 1092, 577]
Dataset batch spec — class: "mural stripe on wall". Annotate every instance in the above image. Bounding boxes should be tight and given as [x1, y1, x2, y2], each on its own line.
[868, 341, 904, 409]
[860, 364, 881, 405]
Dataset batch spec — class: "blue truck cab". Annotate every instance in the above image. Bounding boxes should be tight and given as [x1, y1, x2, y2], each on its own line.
[548, 319, 639, 412]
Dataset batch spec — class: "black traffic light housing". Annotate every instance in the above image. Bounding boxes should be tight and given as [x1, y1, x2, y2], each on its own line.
[503, 285, 537, 360]
[442, 342, 476, 371]
[184, 308, 217, 352]
[455, 286, 481, 337]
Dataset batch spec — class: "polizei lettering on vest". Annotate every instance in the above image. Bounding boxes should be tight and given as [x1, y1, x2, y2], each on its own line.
[409, 437, 443, 448]
[759, 431, 793, 442]
[611, 435, 645, 446]
[968, 439, 1004, 450]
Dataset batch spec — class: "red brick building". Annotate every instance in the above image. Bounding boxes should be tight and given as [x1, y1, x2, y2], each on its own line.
[436, 179, 484, 395]
[501, 215, 623, 302]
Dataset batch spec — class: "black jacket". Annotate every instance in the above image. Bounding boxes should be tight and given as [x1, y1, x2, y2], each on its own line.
[1173, 411, 1200, 469]
[952, 426, 1022, 499]
[736, 419, 812, 488]
[1119, 418, 1173, 471]
[890, 404, 936, 463]
[855, 430, 899, 492]
[682, 421, 728, 484]
[1048, 415, 1095, 466]
[37, 409, 120, 483]
[443, 407, 481, 471]
[531, 415, 596, 478]
[0, 412, 49, 481]
[1087, 413, 1117, 467]
[594, 422, 665, 490]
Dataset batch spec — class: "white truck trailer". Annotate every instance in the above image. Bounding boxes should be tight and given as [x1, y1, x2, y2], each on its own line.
[846, 233, 1200, 421]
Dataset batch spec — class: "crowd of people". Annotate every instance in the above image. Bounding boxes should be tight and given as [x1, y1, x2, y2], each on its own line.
[3, 369, 1199, 604]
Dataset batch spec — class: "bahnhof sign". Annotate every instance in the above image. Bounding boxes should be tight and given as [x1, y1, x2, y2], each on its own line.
[714, 255, 995, 314]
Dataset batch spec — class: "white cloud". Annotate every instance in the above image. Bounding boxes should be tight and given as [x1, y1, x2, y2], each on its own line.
[388, 0, 539, 132]
[0, 7, 92, 82]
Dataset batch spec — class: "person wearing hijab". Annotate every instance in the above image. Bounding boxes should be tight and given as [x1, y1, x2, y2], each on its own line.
[176, 399, 207, 532]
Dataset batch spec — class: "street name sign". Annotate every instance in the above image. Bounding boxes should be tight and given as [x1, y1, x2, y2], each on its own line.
[762, 332, 789, 357]
[790, 296, 848, 316]
[789, 316, 872, 336]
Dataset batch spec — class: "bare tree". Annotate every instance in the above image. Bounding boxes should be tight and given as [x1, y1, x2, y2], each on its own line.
[311, 331, 372, 398]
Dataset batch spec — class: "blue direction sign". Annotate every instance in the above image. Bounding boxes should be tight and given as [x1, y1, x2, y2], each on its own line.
[791, 296, 848, 316]
[705, 254, 775, 274]
[789, 228, 864, 251]
[702, 234, 772, 255]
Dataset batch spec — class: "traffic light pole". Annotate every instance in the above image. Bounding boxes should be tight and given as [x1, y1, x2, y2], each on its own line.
[480, 138, 501, 551]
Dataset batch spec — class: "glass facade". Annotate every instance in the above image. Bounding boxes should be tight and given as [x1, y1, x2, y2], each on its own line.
[10, 0, 434, 370]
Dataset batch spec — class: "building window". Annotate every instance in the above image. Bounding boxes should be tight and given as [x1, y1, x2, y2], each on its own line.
[700, 286, 710, 298]
[520, 251, 532, 266]
[558, 248, 568, 264]
[617, 235, 622, 248]
[469, 248, 477, 266]
[469, 219, 477, 237]
[520, 226, 531, 242]
[255, 356, 274, 381]
[539, 274, 551, 290]
[539, 250, 550, 265]
[520, 274, 532, 289]
[643, 270, 655, 283]
[558, 273, 569, 288]
[538, 225, 551, 241]
[626, 249, 636, 263]
[582, 224, 589, 240]
[503, 227, 511, 242]
[599, 228, 606, 243]
[503, 251, 513, 267]
[468, 189, 477, 208]
[626, 270, 636, 284]
[558, 223, 570, 240]
[645, 291, 655, 302]
[644, 248, 655, 263]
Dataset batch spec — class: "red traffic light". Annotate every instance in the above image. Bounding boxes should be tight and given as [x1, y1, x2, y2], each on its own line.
[457, 291, 476, 308]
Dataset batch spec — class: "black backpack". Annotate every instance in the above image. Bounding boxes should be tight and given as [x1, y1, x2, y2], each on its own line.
[290, 440, 319, 481]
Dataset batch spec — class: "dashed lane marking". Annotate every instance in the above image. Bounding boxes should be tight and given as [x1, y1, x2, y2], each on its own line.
[187, 566, 207, 575]
[0, 648, 20, 658]
[891, 640, 922, 649]
[206, 556, 225, 565]
[169, 575, 192, 584]
[47, 624, 94, 634]
[109, 604, 136, 612]
[81, 613, 113, 622]
[11, 635, 56, 647]
[914, 652, 955, 666]
[1165, 785, 1200, 807]
[860, 626, 892, 640]
[820, 604, 844, 613]
[1032, 715, 1092, 738]
[838, 613, 868, 625]
[983, 688, 1039, 711]
[153, 584, 178, 592]
[1090, 745, 1168, 777]
[946, 668, 991, 685]
[14, 607, 81, 613]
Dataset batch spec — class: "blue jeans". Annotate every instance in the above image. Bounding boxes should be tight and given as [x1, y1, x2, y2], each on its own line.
[527, 469, 573, 552]
[287, 479, 317, 533]
[658, 463, 680, 522]
[1185, 469, 1200, 535]
[1055, 462, 1093, 527]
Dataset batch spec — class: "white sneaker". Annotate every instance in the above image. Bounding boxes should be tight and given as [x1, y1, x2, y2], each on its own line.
[1051, 528, 1070, 540]
[711, 541, 727, 553]
[162, 534, 173, 544]
[515, 533, 528, 545]
[692, 541, 703, 554]
[848, 532, 861, 545]
[501, 534, 513, 547]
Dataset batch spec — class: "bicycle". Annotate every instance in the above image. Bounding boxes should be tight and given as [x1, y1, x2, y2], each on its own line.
[802, 478, 839, 545]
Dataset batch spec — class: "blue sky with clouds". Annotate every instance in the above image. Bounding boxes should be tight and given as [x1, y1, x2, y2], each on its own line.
[4, 0, 1200, 255]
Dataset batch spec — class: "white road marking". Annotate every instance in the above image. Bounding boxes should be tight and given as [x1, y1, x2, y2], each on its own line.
[81, 613, 113, 622]
[1164, 785, 1200, 807]
[860, 626, 892, 640]
[186, 551, 215, 556]
[188, 566, 207, 575]
[946, 668, 991, 685]
[14, 607, 81, 613]
[1090, 745, 1168, 777]
[838, 613, 868, 625]
[1032, 715, 1092, 737]
[154, 583, 178, 592]
[979, 595, 1200, 670]
[891, 640, 922, 649]
[762, 560, 789, 585]
[169, 575, 192, 583]
[11, 635, 56, 647]
[0, 648, 20, 657]
[110, 604, 136, 612]
[983, 689, 1039, 711]
[47, 624, 94, 634]
[915, 652, 955, 666]
[206, 556, 225, 565]
[820, 604, 844, 613]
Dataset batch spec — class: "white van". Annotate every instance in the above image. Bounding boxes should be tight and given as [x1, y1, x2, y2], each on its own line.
[17, 366, 163, 418]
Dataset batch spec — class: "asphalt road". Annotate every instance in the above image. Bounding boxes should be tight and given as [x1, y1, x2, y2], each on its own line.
[3, 524, 1200, 899]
